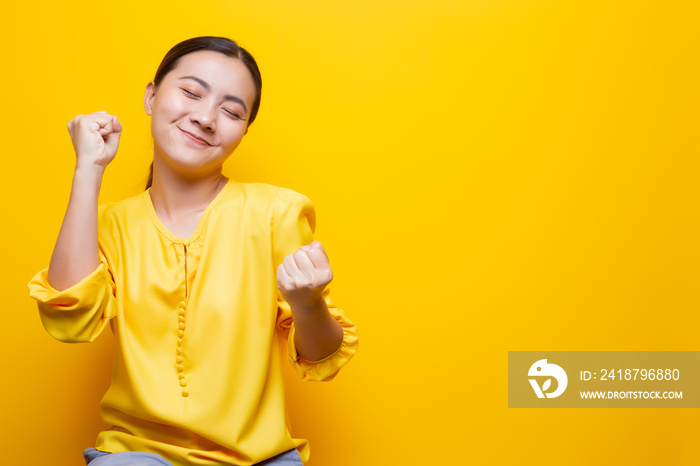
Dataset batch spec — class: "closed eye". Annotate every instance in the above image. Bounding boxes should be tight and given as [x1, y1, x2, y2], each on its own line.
[223, 109, 243, 120]
[182, 88, 200, 98]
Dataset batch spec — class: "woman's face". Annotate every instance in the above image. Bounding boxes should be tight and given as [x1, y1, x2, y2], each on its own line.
[144, 50, 257, 177]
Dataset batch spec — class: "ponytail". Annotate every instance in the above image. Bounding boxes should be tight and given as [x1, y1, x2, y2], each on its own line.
[145, 162, 154, 190]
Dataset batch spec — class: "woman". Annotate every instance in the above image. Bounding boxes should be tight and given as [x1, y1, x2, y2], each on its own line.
[28, 36, 358, 466]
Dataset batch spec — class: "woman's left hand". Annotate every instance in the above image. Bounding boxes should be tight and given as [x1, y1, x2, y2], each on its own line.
[277, 240, 333, 313]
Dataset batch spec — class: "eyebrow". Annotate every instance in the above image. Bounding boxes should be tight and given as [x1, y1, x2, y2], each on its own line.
[178, 75, 248, 112]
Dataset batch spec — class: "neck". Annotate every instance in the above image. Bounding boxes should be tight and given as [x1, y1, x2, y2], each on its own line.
[149, 158, 228, 221]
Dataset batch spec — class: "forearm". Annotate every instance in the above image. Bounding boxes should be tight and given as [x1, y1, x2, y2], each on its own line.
[291, 298, 344, 362]
[47, 166, 104, 291]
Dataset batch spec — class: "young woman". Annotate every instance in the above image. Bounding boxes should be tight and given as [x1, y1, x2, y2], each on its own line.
[28, 36, 358, 466]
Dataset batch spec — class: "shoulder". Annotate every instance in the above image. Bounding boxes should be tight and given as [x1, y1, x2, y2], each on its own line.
[94, 191, 148, 254]
[274, 186, 313, 205]
[228, 180, 313, 209]
[97, 191, 149, 225]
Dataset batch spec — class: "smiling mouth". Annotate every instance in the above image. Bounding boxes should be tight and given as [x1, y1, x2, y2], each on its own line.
[179, 127, 211, 146]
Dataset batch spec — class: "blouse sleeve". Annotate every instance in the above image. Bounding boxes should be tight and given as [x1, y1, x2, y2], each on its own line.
[26, 205, 118, 343]
[27, 256, 117, 343]
[272, 187, 359, 382]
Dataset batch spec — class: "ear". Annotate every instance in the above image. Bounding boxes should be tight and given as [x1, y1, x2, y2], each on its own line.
[144, 81, 156, 115]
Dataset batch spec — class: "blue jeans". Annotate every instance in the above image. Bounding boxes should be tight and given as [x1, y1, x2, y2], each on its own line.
[83, 447, 304, 465]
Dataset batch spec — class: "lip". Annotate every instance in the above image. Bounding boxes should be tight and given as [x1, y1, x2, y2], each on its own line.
[178, 127, 212, 146]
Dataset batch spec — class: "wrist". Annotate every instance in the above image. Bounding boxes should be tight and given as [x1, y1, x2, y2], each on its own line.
[289, 296, 328, 319]
[73, 163, 106, 184]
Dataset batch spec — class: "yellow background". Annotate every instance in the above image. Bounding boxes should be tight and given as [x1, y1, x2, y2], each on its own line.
[3, 0, 700, 464]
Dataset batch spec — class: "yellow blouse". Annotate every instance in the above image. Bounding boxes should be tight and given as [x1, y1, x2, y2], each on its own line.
[27, 179, 358, 466]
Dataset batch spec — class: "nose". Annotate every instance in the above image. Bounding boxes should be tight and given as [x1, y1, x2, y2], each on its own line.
[190, 100, 217, 131]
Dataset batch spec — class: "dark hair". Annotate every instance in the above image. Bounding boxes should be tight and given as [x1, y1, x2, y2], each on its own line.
[146, 36, 262, 189]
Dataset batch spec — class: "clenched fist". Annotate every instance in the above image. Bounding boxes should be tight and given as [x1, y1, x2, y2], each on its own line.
[277, 240, 333, 312]
[67, 111, 122, 169]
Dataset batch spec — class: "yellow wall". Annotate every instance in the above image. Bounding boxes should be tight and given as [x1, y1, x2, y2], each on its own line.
[4, 0, 700, 464]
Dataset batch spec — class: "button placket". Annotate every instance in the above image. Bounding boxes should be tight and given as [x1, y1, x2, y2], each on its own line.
[177, 286, 189, 397]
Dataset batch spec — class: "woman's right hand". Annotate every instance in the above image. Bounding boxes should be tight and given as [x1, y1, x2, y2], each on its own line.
[49, 111, 120, 291]
[67, 111, 122, 169]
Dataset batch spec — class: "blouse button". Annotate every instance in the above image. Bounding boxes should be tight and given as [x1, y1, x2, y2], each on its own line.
[176, 356, 183, 364]
[177, 364, 184, 373]
[176, 348, 183, 355]
[178, 316, 185, 323]
[178, 301, 186, 308]
[178, 373, 185, 380]
[178, 330, 185, 338]
[178, 323, 185, 330]
[181, 390, 189, 397]
[179, 379, 187, 387]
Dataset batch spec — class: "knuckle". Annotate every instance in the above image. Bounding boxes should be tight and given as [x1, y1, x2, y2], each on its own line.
[296, 279, 311, 288]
